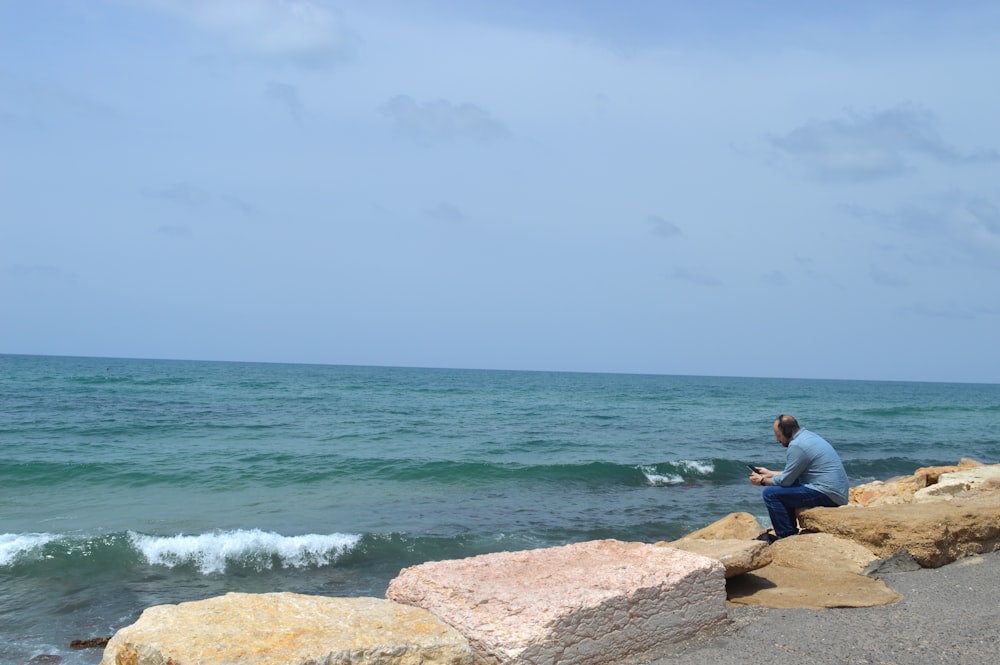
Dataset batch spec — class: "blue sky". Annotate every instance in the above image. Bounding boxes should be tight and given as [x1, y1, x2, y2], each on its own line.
[2, 1, 999, 383]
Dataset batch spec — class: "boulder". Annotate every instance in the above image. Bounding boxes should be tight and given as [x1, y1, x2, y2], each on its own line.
[915, 458, 984, 484]
[678, 511, 763, 540]
[664, 538, 772, 578]
[70, 637, 110, 650]
[913, 466, 1000, 502]
[850, 459, 988, 507]
[798, 492, 1000, 568]
[862, 549, 923, 577]
[849, 474, 928, 507]
[99, 593, 471, 665]
[386, 539, 726, 665]
[725, 533, 900, 609]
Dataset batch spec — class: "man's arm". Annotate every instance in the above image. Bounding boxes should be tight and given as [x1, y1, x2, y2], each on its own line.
[770, 445, 809, 486]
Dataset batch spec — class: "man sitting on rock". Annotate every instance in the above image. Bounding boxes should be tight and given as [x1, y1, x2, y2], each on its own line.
[749, 415, 849, 543]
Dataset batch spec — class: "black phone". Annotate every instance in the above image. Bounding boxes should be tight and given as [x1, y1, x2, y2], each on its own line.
[746, 464, 759, 474]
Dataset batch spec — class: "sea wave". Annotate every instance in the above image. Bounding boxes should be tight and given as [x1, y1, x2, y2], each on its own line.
[678, 459, 716, 475]
[1, 454, 927, 493]
[130, 530, 363, 574]
[639, 460, 717, 486]
[0, 532, 59, 566]
[0, 529, 362, 574]
[638, 465, 684, 486]
[1, 458, 723, 489]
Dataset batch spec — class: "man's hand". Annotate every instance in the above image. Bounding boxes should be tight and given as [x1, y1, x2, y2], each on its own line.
[749, 467, 775, 486]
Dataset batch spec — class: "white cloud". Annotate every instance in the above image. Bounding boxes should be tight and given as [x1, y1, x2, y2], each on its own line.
[842, 192, 1000, 266]
[144, 182, 212, 208]
[264, 80, 302, 123]
[647, 215, 682, 238]
[671, 267, 721, 287]
[142, 183, 255, 218]
[7, 264, 72, 282]
[426, 201, 465, 223]
[156, 224, 193, 237]
[869, 265, 905, 288]
[139, 0, 355, 67]
[380, 95, 509, 144]
[769, 104, 1000, 182]
[903, 302, 1000, 321]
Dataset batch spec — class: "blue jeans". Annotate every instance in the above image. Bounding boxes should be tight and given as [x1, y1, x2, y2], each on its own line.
[762, 485, 838, 538]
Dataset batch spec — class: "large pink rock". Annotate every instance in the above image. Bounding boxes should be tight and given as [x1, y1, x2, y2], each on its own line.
[386, 539, 726, 665]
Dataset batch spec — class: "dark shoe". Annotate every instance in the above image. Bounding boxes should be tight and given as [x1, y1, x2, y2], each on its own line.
[755, 532, 778, 544]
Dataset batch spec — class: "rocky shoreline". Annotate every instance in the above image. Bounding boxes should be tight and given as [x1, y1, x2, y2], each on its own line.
[41, 459, 1000, 665]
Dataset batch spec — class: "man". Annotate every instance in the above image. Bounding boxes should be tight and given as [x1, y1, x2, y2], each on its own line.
[749, 414, 849, 543]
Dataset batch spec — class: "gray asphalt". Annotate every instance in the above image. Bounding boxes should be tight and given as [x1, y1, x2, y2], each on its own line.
[637, 550, 1000, 665]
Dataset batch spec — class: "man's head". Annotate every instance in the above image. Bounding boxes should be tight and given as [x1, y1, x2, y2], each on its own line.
[773, 414, 799, 447]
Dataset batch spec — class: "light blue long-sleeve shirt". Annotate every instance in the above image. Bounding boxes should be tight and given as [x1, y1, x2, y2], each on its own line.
[771, 428, 849, 505]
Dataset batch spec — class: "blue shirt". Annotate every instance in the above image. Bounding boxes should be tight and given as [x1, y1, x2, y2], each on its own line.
[771, 428, 849, 505]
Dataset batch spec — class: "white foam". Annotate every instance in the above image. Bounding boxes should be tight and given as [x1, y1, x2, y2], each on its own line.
[639, 466, 684, 486]
[0, 533, 58, 566]
[679, 460, 715, 475]
[128, 529, 362, 574]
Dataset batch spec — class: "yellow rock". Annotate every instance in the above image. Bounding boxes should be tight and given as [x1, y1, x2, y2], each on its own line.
[666, 538, 773, 578]
[799, 491, 1000, 568]
[725, 533, 899, 610]
[678, 511, 764, 540]
[100, 593, 471, 665]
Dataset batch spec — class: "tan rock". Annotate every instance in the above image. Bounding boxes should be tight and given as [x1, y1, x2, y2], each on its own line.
[664, 539, 773, 578]
[914, 458, 983, 484]
[725, 533, 900, 609]
[849, 474, 928, 507]
[798, 492, 1000, 567]
[99, 593, 472, 665]
[913, 466, 1000, 502]
[765, 532, 879, 573]
[386, 539, 727, 665]
[848, 460, 992, 507]
[679, 511, 764, 540]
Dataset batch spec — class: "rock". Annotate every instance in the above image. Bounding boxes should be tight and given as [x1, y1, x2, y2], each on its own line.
[99, 593, 471, 665]
[678, 511, 764, 540]
[915, 458, 984, 484]
[849, 460, 989, 507]
[849, 474, 928, 507]
[386, 539, 727, 665]
[726, 533, 900, 609]
[664, 538, 773, 578]
[70, 637, 110, 650]
[798, 492, 1000, 568]
[765, 532, 880, 572]
[24, 656, 62, 665]
[862, 549, 922, 577]
[913, 466, 1000, 502]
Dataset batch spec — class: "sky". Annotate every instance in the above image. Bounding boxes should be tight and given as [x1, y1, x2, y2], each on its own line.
[2, 1, 999, 383]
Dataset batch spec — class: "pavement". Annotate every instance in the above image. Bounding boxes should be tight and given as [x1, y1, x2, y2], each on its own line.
[636, 549, 1000, 665]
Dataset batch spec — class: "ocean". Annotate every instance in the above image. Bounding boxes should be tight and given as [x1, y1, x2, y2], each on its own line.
[1, 354, 998, 664]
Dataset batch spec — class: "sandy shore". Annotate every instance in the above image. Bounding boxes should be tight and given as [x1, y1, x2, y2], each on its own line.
[636, 549, 1000, 665]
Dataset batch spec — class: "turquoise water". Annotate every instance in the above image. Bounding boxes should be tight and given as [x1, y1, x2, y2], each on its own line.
[2, 354, 998, 663]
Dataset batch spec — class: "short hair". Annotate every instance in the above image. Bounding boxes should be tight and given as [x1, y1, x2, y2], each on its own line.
[775, 414, 798, 438]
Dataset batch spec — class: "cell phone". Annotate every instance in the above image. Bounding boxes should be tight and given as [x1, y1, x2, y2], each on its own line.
[746, 464, 759, 473]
